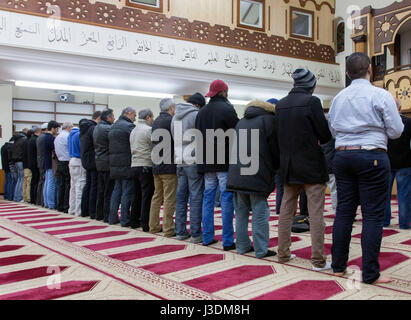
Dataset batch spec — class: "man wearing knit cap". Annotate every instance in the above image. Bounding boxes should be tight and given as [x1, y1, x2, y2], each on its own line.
[275, 68, 332, 271]
[195, 79, 239, 250]
[171, 93, 206, 243]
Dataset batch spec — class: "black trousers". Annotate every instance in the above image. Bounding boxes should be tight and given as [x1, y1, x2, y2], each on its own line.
[81, 169, 98, 218]
[130, 166, 155, 230]
[37, 168, 45, 206]
[56, 161, 70, 212]
[30, 168, 39, 205]
[96, 170, 114, 222]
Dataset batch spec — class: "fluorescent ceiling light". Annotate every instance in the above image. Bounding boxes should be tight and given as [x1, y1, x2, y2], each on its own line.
[230, 99, 250, 105]
[14, 80, 174, 99]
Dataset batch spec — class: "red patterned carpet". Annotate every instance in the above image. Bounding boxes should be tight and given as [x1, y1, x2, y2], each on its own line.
[0, 194, 410, 300]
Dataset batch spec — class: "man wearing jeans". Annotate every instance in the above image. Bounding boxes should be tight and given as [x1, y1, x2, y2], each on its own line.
[11, 131, 26, 202]
[108, 108, 136, 226]
[384, 99, 411, 229]
[329, 52, 404, 284]
[227, 99, 280, 258]
[171, 93, 206, 243]
[195, 80, 239, 250]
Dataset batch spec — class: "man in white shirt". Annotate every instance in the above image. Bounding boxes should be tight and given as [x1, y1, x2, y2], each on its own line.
[54, 122, 73, 213]
[328, 52, 404, 284]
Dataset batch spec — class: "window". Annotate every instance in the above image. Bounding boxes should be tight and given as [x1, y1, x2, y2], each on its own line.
[237, 0, 265, 31]
[290, 7, 314, 41]
[126, 0, 163, 12]
[336, 20, 345, 54]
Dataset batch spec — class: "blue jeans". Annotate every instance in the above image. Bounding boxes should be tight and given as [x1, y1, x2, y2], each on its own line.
[109, 179, 133, 226]
[384, 167, 411, 229]
[332, 150, 390, 284]
[234, 192, 270, 258]
[13, 162, 24, 202]
[9, 165, 17, 201]
[43, 169, 56, 209]
[175, 166, 204, 239]
[202, 172, 234, 247]
[4, 172, 12, 200]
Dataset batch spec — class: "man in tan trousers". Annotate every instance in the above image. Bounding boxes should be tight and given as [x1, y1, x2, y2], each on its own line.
[149, 98, 177, 237]
[275, 68, 333, 271]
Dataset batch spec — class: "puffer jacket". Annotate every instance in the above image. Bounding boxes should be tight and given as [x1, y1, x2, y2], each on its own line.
[93, 119, 112, 172]
[80, 119, 97, 171]
[11, 133, 26, 162]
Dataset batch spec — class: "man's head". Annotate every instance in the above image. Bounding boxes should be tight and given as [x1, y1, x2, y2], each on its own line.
[205, 80, 228, 99]
[101, 108, 115, 124]
[22, 128, 29, 135]
[92, 111, 102, 123]
[41, 123, 48, 131]
[62, 122, 73, 132]
[121, 107, 137, 123]
[159, 98, 176, 116]
[33, 126, 41, 136]
[187, 93, 206, 109]
[346, 52, 372, 81]
[139, 108, 154, 125]
[292, 69, 317, 92]
[47, 120, 61, 136]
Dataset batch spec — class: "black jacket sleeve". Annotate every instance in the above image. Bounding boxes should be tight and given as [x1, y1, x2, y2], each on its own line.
[310, 96, 332, 144]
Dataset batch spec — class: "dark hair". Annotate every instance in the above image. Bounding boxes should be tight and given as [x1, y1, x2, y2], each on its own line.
[346, 52, 371, 80]
[92, 111, 102, 120]
[26, 129, 34, 139]
[47, 120, 61, 131]
[101, 108, 114, 122]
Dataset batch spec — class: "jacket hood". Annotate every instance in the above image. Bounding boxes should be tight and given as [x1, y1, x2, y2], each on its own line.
[79, 119, 96, 136]
[244, 100, 275, 118]
[69, 127, 79, 137]
[174, 103, 199, 121]
[12, 133, 26, 141]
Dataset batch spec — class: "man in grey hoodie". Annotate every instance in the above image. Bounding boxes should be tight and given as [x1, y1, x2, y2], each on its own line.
[171, 93, 206, 243]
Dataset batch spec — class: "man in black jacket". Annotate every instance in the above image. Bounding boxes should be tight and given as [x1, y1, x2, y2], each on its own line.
[36, 123, 48, 206]
[195, 79, 239, 249]
[384, 99, 411, 229]
[108, 107, 136, 226]
[80, 111, 101, 219]
[275, 69, 332, 271]
[22, 129, 34, 203]
[149, 98, 177, 237]
[11, 131, 27, 202]
[227, 99, 280, 258]
[27, 127, 41, 205]
[94, 108, 115, 222]
[1, 141, 12, 200]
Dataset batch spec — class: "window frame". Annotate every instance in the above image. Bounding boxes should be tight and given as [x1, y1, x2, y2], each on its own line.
[237, 0, 266, 32]
[126, 0, 163, 13]
[336, 19, 345, 54]
[289, 6, 314, 42]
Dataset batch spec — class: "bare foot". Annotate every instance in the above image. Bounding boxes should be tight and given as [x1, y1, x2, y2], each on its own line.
[372, 275, 392, 284]
[334, 270, 347, 277]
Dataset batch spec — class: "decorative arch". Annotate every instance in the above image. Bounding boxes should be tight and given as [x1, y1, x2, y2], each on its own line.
[335, 18, 345, 54]
[283, 0, 335, 14]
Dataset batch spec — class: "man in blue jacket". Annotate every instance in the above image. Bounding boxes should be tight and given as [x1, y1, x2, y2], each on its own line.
[68, 125, 86, 216]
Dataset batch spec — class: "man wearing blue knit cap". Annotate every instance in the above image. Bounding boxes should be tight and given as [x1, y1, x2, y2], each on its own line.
[275, 68, 332, 271]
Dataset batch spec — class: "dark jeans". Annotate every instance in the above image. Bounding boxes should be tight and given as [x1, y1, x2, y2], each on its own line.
[275, 172, 308, 215]
[96, 171, 114, 222]
[37, 168, 45, 206]
[30, 168, 39, 204]
[331, 150, 390, 284]
[81, 169, 98, 218]
[56, 161, 70, 212]
[4, 171, 12, 200]
[109, 179, 133, 226]
[130, 167, 155, 230]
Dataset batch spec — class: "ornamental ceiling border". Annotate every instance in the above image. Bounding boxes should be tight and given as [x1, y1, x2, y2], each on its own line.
[0, 0, 336, 64]
[283, 0, 335, 14]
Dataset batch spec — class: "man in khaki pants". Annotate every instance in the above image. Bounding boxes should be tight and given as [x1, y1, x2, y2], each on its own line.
[275, 68, 332, 271]
[150, 98, 177, 237]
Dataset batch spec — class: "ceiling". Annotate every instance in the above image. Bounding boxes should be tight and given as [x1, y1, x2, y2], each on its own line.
[0, 45, 342, 102]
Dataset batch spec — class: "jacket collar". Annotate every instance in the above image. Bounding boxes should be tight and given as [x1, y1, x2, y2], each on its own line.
[289, 87, 312, 95]
[244, 100, 275, 114]
[120, 115, 133, 123]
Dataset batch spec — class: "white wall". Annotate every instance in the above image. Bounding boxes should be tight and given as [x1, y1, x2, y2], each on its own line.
[0, 85, 13, 149]
[335, 0, 395, 82]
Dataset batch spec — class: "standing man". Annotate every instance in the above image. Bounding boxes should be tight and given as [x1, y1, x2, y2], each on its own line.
[42, 121, 61, 209]
[11, 131, 26, 202]
[22, 129, 34, 203]
[68, 125, 86, 216]
[171, 93, 206, 243]
[108, 107, 136, 226]
[36, 123, 48, 206]
[227, 99, 280, 258]
[94, 108, 115, 222]
[195, 80, 239, 250]
[80, 111, 101, 219]
[130, 108, 155, 231]
[384, 99, 411, 229]
[54, 122, 73, 213]
[1, 140, 12, 200]
[149, 98, 177, 237]
[275, 69, 332, 271]
[329, 52, 404, 284]
[27, 127, 41, 205]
